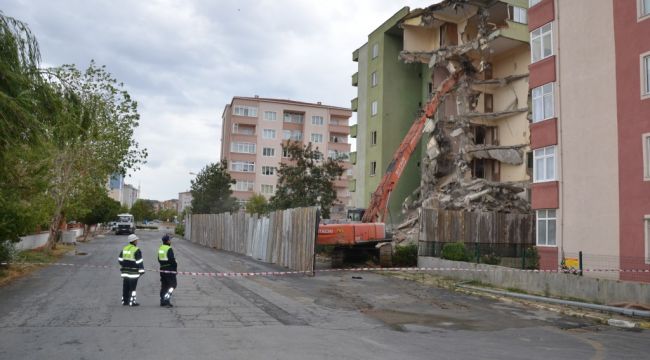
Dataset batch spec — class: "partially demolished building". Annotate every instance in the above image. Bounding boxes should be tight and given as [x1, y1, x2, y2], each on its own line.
[350, 1, 532, 227]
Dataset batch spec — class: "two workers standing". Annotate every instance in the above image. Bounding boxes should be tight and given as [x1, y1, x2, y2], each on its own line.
[118, 233, 178, 307]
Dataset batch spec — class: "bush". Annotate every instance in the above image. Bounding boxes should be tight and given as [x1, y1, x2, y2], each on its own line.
[175, 223, 185, 236]
[524, 246, 539, 270]
[393, 244, 418, 266]
[0, 240, 16, 264]
[481, 253, 501, 265]
[441, 242, 470, 261]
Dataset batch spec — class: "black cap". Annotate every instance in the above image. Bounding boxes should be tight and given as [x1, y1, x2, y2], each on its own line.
[162, 234, 170, 243]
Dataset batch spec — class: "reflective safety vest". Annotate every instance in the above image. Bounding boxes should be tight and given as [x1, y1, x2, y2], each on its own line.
[158, 245, 171, 261]
[122, 244, 138, 261]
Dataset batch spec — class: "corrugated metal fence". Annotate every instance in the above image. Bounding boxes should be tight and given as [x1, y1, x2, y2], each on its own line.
[419, 208, 534, 258]
[186, 207, 318, 272]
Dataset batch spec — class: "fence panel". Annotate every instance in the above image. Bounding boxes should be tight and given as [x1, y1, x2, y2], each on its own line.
[186, 207, 317, 272]
[420, 208, 534, 262]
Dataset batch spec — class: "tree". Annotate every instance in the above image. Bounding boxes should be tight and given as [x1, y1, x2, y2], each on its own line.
[269, 141, 344, 218]
[156, 208, 177, 222]
[190, 161, 238, 214]
[41, 61, 147, 249]
[77, 192, 120, 240]
[246, 193, 269, 215]
[130, 199, 154, 222]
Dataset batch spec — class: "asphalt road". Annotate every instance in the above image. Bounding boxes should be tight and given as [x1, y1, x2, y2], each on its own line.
[0, 230, 648, 360]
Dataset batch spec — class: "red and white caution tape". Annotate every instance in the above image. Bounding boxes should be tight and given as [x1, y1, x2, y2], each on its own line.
[3, 261, 650, 277]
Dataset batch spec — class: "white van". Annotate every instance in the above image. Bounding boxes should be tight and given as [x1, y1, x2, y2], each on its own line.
[115, 213, 136, 235]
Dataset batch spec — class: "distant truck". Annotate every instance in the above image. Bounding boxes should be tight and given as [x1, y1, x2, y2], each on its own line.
[114, 213, 136, 235]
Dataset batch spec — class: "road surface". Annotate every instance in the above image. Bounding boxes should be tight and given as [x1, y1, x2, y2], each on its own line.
[0, 230, 648, 359]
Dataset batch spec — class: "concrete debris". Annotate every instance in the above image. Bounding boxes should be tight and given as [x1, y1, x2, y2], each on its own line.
[423, 118, 436, 133]
[466, 145, 525, 165]
[450, 128, 464, 137]
[462, 108, 528, 122]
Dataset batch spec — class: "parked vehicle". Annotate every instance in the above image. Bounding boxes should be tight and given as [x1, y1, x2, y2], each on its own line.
[114, 214, 136, 235]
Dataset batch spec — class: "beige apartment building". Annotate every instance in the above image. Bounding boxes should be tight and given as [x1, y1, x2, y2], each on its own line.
[221, 96, 353, 217]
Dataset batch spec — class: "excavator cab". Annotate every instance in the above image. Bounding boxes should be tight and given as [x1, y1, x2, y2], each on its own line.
[346, 208, 365, 222]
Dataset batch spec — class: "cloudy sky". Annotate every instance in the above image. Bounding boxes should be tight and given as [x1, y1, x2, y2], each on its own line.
[3, 0, 436, 201]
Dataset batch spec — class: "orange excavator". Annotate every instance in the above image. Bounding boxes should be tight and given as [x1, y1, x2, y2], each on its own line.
[317, 70, 462, 250]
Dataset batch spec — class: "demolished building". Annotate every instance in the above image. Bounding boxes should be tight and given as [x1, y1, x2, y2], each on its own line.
[399, 0, 532, 219]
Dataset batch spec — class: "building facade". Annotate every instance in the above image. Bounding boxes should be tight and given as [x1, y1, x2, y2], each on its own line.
[350, 7, 427, 225]
[178, 191, 193, 214]
[220, 97, 353, 218]
[529, 0, 650, 281]
[106, 173, 139, 209]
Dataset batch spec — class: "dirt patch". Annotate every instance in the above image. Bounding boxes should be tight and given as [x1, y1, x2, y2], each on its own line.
[0, 244, 74, 287]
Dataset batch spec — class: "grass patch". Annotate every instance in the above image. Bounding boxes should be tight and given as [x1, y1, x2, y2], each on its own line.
[0, 244, 74, 287]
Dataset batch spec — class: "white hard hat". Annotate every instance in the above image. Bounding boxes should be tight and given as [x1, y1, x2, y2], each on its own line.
[128, 234, 139, 242]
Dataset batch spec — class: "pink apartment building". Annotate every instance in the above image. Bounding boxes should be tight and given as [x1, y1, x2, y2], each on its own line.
[221, 96, 353, 217]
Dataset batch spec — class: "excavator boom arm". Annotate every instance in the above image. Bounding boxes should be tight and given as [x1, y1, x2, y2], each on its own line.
[361, 70, 463, 223]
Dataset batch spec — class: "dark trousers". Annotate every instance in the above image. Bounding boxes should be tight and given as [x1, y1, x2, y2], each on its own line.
[160, 273, 177, 301]
[122, 277, 139, 304]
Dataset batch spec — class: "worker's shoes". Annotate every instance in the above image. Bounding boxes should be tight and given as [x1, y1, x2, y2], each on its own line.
[160, 300, 173, 308]
[129, 302, 140, 307]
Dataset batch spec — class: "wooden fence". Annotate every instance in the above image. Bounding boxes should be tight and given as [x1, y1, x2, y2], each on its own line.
[419, 208, 534, 258]
[186, 207, 318, 272]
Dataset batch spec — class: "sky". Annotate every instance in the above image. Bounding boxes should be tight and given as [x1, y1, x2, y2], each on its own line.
[3, 0, 437, 201]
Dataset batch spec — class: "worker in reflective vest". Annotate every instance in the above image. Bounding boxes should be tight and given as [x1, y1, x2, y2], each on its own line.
[158, 234, 177, 307]
[118, 234, 145, 306]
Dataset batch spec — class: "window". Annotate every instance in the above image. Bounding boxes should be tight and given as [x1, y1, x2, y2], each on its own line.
[371, 101, 378, 116]
[263, 129, 276, 139]
[261, 184, 274, 194]
[536, 210, 556, 246]
[261, 166, 275, 176]
[371, 71, 378, 87]
[641, 0, 650, 18]
[529, 0, 542, 7]
[642, 133, 650, 181]
[372, 43, 379, 59]
[264, 111, 277, 121]
[328, 150, 349, 160]
[284, 130, 303, 141]
[370, 161, 377, 176]
[233, 106, 257, 117]
[312, 116, 324, 125]
[282, 147, 290, 158]
[283, 113, 304, 123]
[531, 23, 553, 63]
[533, 146, 556, 182]
[330, 134, 346, 143]
[231, 161, 255, 172]
[329, 118, 340, 126]
[262, 147, 275, 157]
[532, 83, 554, 122]
[232, 180, 254, 192]
[643, 54, 650, 97]
[370, 131, 377, 146]
[346, 168, 353, 176]
[645, 216, 650, 264]
[232, 124, 254, 135]
[230, 142, 256, 154]
[509, 6, 527, 24]
[311, 133, 323, 143]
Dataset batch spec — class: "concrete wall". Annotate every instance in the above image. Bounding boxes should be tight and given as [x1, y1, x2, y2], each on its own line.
[15, 232, 49, 251]
[419, 256, 650, 306]
[557, 0, 620, 276]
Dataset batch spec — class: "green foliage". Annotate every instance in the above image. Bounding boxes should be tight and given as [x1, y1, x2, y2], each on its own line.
[78, 192, 120, 225]
[246, 193, 269, 215]
[130, 199, 155, 222]
[524, 246, 539, 270]
[190, 160, 238, 214]
[441, 242, 470, 261]
[118, 204, 129, 214]
[269, 142, 344, 218]
[0, 240, 17, 264]
[175, 223, 185, 236]
[392, 244, 418, 266]
[156, 208, 177, 222]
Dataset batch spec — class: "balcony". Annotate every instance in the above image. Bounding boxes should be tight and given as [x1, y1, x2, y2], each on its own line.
[351, 97, 358, 112]
[350, 151, 357, 165]
[350, 124, 358, 138]
[352, 48, 359, 62]
[349, 179, 356, 192]
[352, 72, 358, 87]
